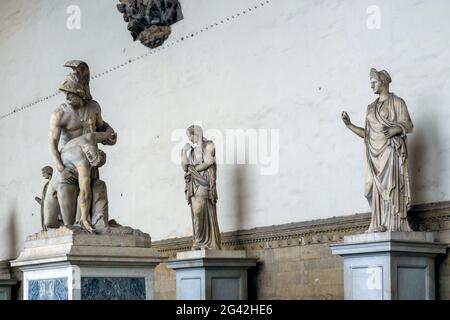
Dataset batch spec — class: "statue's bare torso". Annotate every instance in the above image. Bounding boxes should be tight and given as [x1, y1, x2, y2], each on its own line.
[54, 100, 102, 148]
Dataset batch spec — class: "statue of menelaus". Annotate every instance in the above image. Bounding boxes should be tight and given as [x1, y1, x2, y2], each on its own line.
[117, 0, 183, 48]
[44, 61, 117, 233]
[342, 68, 414, 233]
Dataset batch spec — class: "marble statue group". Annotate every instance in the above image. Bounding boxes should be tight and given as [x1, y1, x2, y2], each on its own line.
[38, 62, 416, 248]
[41, 61, 117, 233]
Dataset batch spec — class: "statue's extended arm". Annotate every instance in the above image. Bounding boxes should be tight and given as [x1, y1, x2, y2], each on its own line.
[342, 111, 365, 139]
[90, 132, 116, 144]
[195, 143, 216, 172]
[347, 124, 365, 139]
[95, 106, 117, 145]
[98, 119, 115, 134]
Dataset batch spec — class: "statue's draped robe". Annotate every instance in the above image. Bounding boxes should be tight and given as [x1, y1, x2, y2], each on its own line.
[364, 93, 413, 232]
[185, 142, 221, 249]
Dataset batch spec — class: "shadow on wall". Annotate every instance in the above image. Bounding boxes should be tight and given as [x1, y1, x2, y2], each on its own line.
[231, 166, 260, 299]
[409, 94, 443, 204]
[6, 201, 19, 261]
[232, 166, 249, 232]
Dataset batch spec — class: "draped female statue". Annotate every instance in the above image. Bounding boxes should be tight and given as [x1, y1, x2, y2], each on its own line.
[342, 68, 413, 233]
[180, 125, 222, 250]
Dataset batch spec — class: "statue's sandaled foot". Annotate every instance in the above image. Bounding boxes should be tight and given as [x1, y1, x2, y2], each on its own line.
[81, 219, 95, 233]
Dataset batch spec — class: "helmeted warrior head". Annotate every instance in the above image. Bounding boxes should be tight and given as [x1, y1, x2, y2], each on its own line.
[59, 60, 92, 101]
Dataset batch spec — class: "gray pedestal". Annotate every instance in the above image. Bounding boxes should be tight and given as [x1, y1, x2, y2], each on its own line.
[0, 261, 16, 300]
[330, 232, 448, 300]
[11, 227, 165, 300]
[167, 250, 257, 300]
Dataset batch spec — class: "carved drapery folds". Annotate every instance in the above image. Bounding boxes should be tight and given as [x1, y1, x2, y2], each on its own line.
[117, 0, 183, 48]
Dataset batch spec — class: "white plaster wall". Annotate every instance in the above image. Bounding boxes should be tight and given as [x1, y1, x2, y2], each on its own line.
[1, 0, 450, 260]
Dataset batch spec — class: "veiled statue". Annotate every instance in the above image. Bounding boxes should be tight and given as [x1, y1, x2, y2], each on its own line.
[342, 68, 413, 233]
[181, 125, 222, 250]
[43, 61, 117, 233]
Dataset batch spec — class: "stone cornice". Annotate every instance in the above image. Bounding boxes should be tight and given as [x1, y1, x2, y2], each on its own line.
[152, 201, 450, 257]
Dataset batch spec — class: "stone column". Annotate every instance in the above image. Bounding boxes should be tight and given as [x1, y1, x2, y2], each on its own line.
[167, 250, 257, 300]
[330, 232, 448, 300]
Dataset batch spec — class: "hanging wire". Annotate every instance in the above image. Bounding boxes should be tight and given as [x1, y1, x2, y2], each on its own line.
[0, 0, 271, 121]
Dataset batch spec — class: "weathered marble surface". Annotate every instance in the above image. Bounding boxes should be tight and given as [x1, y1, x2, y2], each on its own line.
[82, 277, 145, 300]
[24, 224, 151, 248]
[28, 278, 68, 300]
[12, 226, 160, 267]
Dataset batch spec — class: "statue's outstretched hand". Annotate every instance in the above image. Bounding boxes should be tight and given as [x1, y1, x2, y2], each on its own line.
[341, 111, 351, 126]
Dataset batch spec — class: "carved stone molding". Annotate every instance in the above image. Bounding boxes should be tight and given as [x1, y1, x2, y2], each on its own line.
[153, 201, 450, 257]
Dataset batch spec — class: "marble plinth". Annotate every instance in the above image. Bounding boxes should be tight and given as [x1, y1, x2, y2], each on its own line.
[167, 250, 257, 300]
[330, 232, 448, 300]
[0, 261, 16, 300]
[11, 226, 165, 300]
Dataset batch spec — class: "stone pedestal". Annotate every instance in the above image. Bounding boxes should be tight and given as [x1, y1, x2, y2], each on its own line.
[330, 232, 448, 300]
[11, 226, 165, 300]
[167, 250, 257, 300]
[0, 261, 16, 300]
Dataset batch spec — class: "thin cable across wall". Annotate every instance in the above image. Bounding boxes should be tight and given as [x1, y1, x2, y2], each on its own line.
[0, 0, 271, 121]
